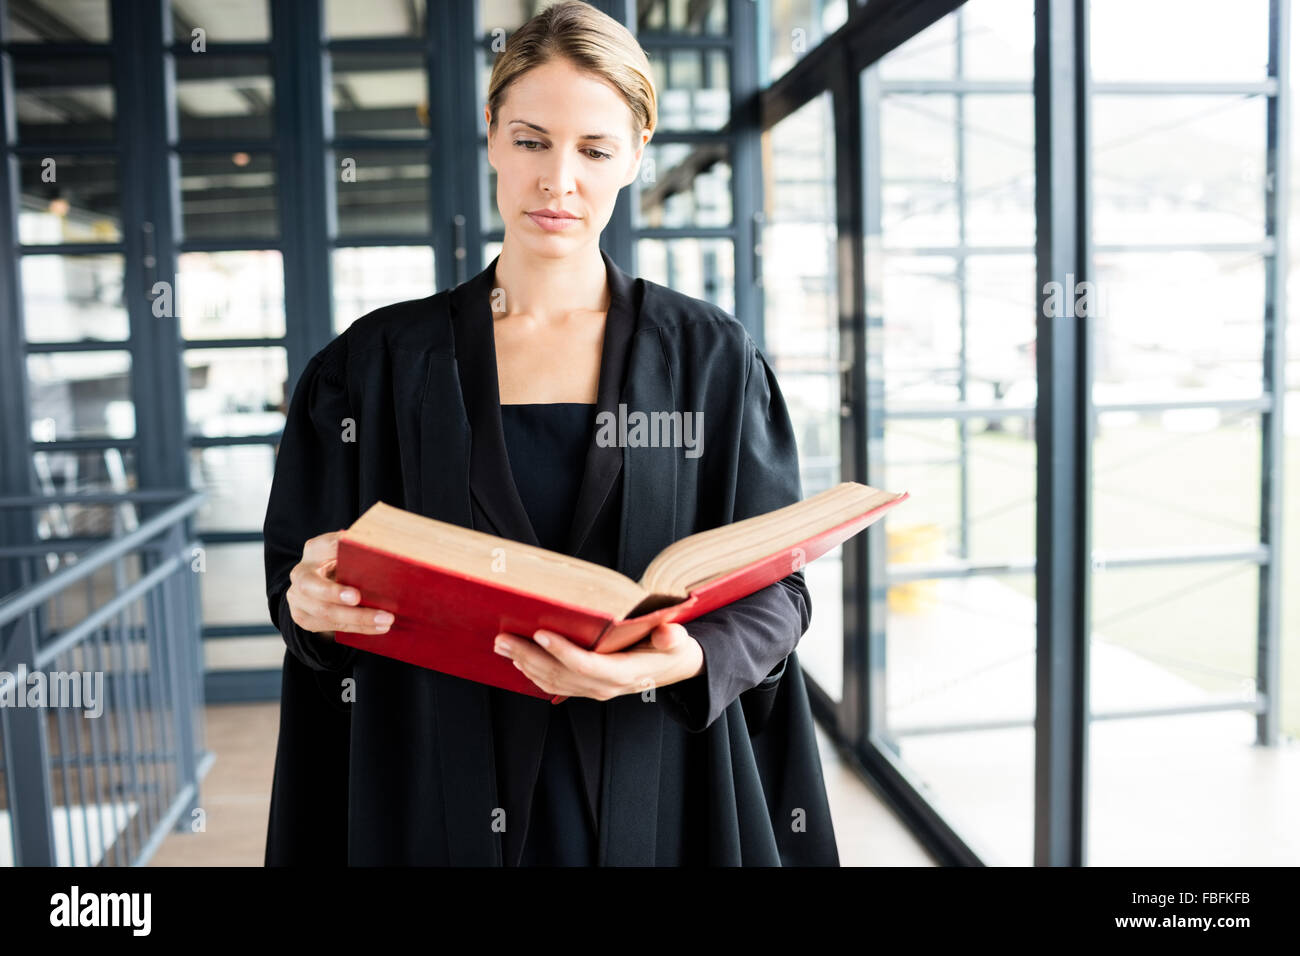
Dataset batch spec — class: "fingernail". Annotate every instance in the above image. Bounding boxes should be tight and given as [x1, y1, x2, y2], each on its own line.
[494, 640, 510, 657]
[533, 632, 550, 648]
[341, 590, 358, 603]
[374, 611, 394, 625]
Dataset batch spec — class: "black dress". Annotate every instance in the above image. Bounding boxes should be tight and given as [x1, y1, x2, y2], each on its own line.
[498, 401, 601, 866]
[264, 247, 840, 866]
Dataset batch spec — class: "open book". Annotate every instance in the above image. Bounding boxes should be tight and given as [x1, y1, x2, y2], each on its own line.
[333, 481, 909, 700]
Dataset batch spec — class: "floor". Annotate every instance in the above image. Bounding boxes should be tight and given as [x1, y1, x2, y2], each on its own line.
[147, 701, 936, 866]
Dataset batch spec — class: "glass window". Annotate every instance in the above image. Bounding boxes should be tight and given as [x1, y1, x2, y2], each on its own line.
[10, 55, 115, 144]
[477, 44, 494, 122]
[1087, 562, 1262, 865]
[31, 448, 137, 501]
[885, 570, 1037, 861]
[1092, 95, 1266, 246]
[178, 250, 286, 340]
[28, 351, 133, 441]
[27, 463, 142, 581]
[332, 246, 435, 333]
[170, 0, 270, 43]
[636, 237, 734, 315]
[332, 149, 431, 237]
[21, 253, 127, 343]
[173, 54, 274, 141]
[325, 0, 426, 40]
[6, 0, 111, 42]
[955, 0, 1033, 80]
[648, 48, 729, 132]
[1090, 0, 1268, 83]
[479, 0, 550, 36]
[183, 346, 287, 438]
[763, 0, 848, 86]
[18, 154, 121, 245]
[1084, 0, 1288, 866]
[880, 95, 958, 247]
[178, 151, 278, 240]
[190, 445, 275, 533]
[1093, 407, 1262, 554]
[876, 1, 1033, 81]
[204, 636, 288, 671]
[639, 0, 726, 35]
[1280, 0, 1300, 760]
[329, 53, 430, 140]
[864, 0, 1038, 864]
[198, 542, 278, 626]
[876, 13, 956, 81]
[1091, 251, 1265, 399]
[481, 141, 504, 235]
[959, 96, 1035, 245]
[633, 142, 732, 229]
[759, 91, 840, 696]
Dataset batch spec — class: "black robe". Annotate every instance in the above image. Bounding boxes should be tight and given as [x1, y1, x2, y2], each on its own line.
[262, 247, 840, 866]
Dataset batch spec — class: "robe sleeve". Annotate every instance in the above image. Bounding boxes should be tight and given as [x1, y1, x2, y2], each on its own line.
[661, 341, 813, 733]
[263, 338, 361, 673]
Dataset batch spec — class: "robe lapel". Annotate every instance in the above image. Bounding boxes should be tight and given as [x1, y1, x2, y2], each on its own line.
[450, 254, 538, 547]
[595, 316, 681, 866]
[425, 246, 677, 865]
[566, 247, 637, 555]
[448, 246, 638, 554]
[415, 337, 501, 865]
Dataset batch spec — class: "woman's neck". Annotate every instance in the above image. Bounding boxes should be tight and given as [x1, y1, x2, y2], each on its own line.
[492, 242, 610, 322]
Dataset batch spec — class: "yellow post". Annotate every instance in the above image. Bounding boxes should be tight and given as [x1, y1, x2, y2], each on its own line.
[887, 524, 942, 614]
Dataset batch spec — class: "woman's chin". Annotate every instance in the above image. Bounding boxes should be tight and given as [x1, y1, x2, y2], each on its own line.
[513, 229, 589, 256]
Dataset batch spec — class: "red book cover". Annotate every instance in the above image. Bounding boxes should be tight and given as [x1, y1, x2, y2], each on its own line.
[332, 486, 909, 701]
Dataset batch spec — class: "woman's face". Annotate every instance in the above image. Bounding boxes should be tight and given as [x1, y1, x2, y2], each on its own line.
[486, 58, 647, 255]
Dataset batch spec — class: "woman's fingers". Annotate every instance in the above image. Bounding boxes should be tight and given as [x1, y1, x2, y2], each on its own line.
[302, 530, 342, 565]
[292, 588, 394, 636]
[287, 531, 393, 637]
[292, 554, 359, 608]
[496, 630, 618, 699]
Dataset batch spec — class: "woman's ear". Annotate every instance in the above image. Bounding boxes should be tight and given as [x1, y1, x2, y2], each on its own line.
[624, 128, 651, 188]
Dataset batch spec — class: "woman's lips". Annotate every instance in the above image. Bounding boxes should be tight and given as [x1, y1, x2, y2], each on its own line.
[527, 212, 579, 232]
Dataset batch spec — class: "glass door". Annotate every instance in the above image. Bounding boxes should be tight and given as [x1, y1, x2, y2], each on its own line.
[761, 91, 850, 716]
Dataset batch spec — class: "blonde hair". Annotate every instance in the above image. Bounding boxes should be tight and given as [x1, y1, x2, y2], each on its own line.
[486, 0, 657, 146]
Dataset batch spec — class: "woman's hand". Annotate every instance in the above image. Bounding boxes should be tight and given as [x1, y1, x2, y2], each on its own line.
[285, 530, 395, 639]
[494, 623, 704, 701]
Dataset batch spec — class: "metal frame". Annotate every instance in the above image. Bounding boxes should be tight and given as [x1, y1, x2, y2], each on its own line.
[0, 489, 209, 865]
[1032, 0, 1090, 867]
[1259, 0, 1290, 748]
[0, 2, 33, 602]
[754, 0, 1289, 867]
[757, 0, 976, 865]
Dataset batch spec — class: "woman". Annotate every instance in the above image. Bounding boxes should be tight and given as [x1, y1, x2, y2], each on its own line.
[263, 0, 837, 866]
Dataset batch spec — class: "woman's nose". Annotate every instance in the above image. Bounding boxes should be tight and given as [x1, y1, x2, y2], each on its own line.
[541, 152, 578, 194]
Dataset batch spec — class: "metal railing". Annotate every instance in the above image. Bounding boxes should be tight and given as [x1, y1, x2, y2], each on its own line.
[0, 490, 210, 866]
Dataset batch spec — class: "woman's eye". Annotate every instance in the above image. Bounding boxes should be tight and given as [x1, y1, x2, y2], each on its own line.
[512, 138, 611, 161]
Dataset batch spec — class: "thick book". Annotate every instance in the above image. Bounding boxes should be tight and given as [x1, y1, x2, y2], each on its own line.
[332, 481, 909, 701]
